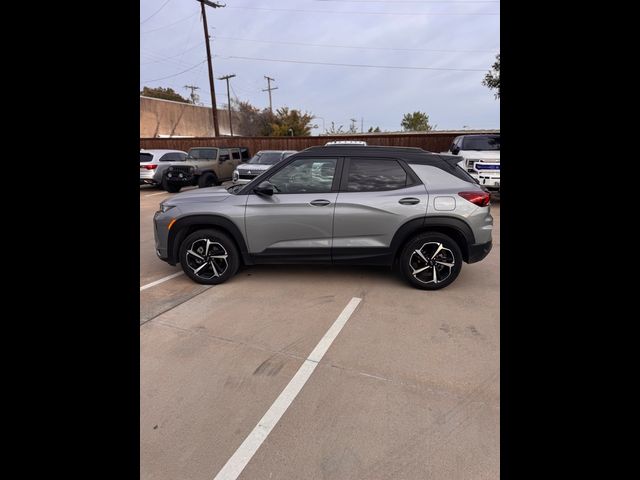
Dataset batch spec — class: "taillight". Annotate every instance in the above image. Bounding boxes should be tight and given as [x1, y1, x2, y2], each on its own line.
[458, 191, 490, 207]
[144, 164, 158, 170]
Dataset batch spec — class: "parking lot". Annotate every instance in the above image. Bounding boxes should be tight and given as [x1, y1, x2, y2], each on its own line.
[140, 184, 500, 479]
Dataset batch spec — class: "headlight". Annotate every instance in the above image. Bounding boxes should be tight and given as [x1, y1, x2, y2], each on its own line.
[160, 203, 175, 213]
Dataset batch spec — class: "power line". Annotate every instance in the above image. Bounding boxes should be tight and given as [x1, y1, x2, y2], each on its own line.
[224, 5, 499, 16]
[140, 0, 173, 25]
[224, 55, 488, 72]
[213, 35, 497, 54]
[140, 60, 207, 84]
[140, 12, 199, 34]
[140, 42, 204, 65]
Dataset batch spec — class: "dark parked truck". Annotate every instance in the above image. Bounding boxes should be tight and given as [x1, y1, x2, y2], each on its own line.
[163, 147, 245, 193]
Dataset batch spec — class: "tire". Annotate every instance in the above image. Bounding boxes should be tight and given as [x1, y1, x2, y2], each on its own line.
[162, 176, 181, 193]
[399, 232, 463, 290]
[198, 171, 218, 188]
[179, 229, 239, 285]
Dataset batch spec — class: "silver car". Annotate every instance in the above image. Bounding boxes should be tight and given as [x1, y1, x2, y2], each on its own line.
[140, 149, 188, 187]
[154, 145, 493, 290]
[232, 150, 297, 184]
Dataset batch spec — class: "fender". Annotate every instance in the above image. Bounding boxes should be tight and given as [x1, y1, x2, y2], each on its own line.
[389, 216, 476, 258]
[167, 214, 248, 265]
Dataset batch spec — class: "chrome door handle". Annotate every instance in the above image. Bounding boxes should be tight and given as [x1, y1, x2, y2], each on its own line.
[399, 197, 420, 205]
[310, 199, 331, 206]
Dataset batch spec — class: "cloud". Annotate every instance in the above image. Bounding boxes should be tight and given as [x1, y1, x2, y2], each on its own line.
[140, 0, 499, 132]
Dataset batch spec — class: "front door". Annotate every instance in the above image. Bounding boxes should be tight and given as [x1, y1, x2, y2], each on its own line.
[245, 157, 341, 261]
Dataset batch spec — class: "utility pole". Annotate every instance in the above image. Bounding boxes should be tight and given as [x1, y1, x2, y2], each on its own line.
[184, 84, 200, 104]
[218, 74, 236, 136]
[262, 76, 278, 114]
[361, 117, 364, 133]
[196, 0, 225, 137]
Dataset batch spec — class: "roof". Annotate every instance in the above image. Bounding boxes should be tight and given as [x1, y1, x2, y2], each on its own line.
[140, 149, 187, 154]
[301, 145, 432, 156]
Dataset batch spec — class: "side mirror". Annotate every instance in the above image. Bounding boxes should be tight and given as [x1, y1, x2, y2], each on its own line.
[254, 181, 274, 196]
[451, 145, 460, 155]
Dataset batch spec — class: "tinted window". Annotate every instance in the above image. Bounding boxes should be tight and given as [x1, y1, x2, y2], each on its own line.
[140, 153, 153, 163]
[231, 149, 240, 160]
[189, 148, 218, 159]
[268, 158, 337, 194]
[248, 152, 283, 165]
[159, 152, 186, 162]
[461, 135, 500, 151]
[346, 158, 407, 192]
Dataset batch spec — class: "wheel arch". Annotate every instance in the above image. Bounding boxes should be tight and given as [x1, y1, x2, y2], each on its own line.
[391, 216, 476, 264]
[167, 215, 248, 265]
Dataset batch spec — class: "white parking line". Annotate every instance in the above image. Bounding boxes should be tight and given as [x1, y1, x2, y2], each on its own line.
[212, 297, 362, 480]
[140, 272, 184, 291]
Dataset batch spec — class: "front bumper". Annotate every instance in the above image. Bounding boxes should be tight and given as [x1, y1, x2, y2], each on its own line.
[470, 172, 500, 190]
[467, 240, 492, 263]
[165, 172, 195, 184]
[153, 209, 175, 263]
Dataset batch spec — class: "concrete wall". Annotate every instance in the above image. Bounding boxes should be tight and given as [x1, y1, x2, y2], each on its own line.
[140, 96, 239, 137]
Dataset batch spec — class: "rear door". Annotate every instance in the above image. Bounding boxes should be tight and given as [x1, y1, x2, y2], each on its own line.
[332, 157, 428, 261]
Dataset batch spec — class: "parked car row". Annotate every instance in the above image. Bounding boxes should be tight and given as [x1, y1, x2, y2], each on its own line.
[140, 146, 298, 193]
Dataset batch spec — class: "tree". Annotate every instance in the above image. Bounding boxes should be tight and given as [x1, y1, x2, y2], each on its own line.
[326, 122, 345, 134]
[232, 99, 272, 136]
[401, 111, 433, 132]
[268, 107, 315, 136]
[140, 86, 190, 103]
[482, 54, 500, 99]
[367, 126, 381, 133]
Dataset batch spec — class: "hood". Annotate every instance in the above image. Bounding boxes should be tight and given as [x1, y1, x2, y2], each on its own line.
[459, 150, 500, 161]
[237, 163, 271, 171]
[167, 186, 231, 204]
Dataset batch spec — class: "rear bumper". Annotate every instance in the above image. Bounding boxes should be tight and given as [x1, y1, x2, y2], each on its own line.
[467, 240, 492, 263]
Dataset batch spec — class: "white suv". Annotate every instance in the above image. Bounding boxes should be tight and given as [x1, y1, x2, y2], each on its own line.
[449, 134, 500, 192]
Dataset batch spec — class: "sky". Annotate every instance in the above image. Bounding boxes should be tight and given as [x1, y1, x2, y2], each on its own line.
[140, 0, 500, 134]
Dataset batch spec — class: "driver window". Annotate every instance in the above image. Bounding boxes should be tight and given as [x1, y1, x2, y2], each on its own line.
[268, 158, 337, 194]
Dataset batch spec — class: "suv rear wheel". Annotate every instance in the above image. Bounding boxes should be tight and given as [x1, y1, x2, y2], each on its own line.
[400, 232, 463, 290]
[179, 229, 239, 285]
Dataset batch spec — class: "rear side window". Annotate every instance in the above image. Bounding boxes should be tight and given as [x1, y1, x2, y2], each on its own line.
[231, 149, 240, 160]
[159, 152, 185, 162]
[140, 153, 153, 163]
[189, 148, 218, 159]
[219, 150, 231, 161]
[346, 158, 408, 192]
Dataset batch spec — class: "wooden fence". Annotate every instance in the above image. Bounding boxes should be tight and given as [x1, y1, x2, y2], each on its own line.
[140, 131, 498, 156]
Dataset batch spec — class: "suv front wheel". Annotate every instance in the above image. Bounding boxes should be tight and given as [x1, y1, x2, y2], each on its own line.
[179, 229, 239, 285]
[400, 232, 463, 290]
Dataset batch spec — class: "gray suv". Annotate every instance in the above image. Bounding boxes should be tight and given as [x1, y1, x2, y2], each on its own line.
[153, 145, 493, 290]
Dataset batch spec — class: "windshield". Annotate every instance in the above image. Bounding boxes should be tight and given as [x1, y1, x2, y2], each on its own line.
[462, 136, 500, 151]
[140, 153, 153, 163]
[247, 152, 283, 165]
[188, 148, 218, 159]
